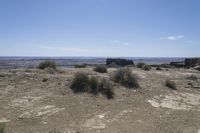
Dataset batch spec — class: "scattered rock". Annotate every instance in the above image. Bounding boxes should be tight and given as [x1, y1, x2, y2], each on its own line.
[194, 66, 200, 71]
[19, 105, 65, 119]
[0, 118, 10, 123]
[148, 92, 200, 111]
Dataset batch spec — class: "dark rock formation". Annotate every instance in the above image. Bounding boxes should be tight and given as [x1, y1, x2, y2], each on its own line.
[170, 62, 185, 68]
[185, 58, 200, 67]
[106, 58, 134, 66]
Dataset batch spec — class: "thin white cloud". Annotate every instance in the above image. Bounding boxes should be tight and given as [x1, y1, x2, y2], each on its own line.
[122, 42, 129, 46]
[111, 40, 129, 46]
[160, 35, 184, 41]
[38, 45, 103, 53]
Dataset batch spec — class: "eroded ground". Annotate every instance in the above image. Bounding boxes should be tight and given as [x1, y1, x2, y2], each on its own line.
[0, 67, 200, 133]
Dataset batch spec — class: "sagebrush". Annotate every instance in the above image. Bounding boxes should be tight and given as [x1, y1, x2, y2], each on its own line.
[94, 65, 107, 73]
[165, 79, 176, 90]
[112, 68, 139, 88]
[137, 63, 145, 68]
[70, 73, 114, 99]
[75, 64, 87, 68]
[38, 60, 56, 69]
[0, 122, 6, 133]
[70, 72, 90, 93]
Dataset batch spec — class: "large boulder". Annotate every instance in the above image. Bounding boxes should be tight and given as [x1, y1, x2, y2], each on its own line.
[185, 58, 200, 67]
[106, 58, 134, 66]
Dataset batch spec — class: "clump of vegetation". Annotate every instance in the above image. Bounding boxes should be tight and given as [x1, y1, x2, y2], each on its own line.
[42, 77, 48, 82]
[98, 79, 114, 99]
[70, 72, 90, 93]
[137, 63, 145, 68]
[89, 76, 99, 95]
[112, 68, 139, 88]
[38, 60, 56, 70]
[156, 67, 162, 70]
[141, 64, 151, 71]
[94, 65, 107, 73]
[70, 73, 114, 99]
[74, 64, 87, 68]
[165, 79, 177, 90]
[107, 62, 119, 68]
[0, 122, 6, 133]
[186, 75, 198, 81]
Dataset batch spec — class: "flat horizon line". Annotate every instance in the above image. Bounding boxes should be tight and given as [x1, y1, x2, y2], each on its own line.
[0, 56, 199, 58]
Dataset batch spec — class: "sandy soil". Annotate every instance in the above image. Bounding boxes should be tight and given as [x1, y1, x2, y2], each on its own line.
[0, 67, 200, 133]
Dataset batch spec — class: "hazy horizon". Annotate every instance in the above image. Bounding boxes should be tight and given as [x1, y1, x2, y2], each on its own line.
[0, 0, 200, 57]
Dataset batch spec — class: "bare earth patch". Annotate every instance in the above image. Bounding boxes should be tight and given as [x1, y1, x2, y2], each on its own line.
[0, 67, 200, 133]
[148, 92, 200, 111]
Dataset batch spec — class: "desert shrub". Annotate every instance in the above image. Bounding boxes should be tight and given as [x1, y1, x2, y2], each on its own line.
[98, 79, 114, 99]
[70, 73, 114, 99]
[94, 65, 107, 73]
[137, 63, 145, 68]
[141, 65, 151, 71]
[70, 72, 89, 93]
[107, 62, 119, 68]
[89, 76, 99, 95]
[0, 122, 6, 133]
[186, 75, 198, 80]
[112, 68, 139, 88]
[38, 60, 56, 70]
[165, 79, 176, 90]
[156, 67, 162, 70]
[42, 78, 48, 82]
[75, 64, 87, 68]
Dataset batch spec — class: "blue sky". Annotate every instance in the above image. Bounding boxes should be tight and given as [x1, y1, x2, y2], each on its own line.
[0, 0, 200, 57]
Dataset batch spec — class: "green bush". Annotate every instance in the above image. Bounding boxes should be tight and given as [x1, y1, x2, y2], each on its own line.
[137, 63, 145, 68]
[94, 65, 107, 73]
[107, 62, 119, 68]
[75, 64, 87, 68]
[89, 76, 99, 95]
[0, 122, 6, 133]
[38, 60, 56, 70]
[70, 72, 90, 93]
[98, 79, 114, 99]
[141, 65, 151, 71]
[112, 68, 139, 88]
[42, 78, 48, 82]
[70, 73, 114, 99]
[156, 67, 162, 70]
[165, 79, 177, 90]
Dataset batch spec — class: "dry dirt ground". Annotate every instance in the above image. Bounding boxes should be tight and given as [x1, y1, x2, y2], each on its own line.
[0, 67, 200, 133]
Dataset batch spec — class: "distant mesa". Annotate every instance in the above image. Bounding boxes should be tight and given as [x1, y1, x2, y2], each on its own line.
[169, 58, 200, 68]
[185, 58, 200, 67]
[106, 58, 134, 66]
[170, 61, 185, 68]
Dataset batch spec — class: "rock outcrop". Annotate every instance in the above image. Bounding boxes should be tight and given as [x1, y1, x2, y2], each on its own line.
[170, 62, 185, 68]
[185, 58, 200, 67]
[106, 58, 134, 66]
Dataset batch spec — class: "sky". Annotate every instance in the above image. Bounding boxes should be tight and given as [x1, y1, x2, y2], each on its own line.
[0, 0, 200, 57]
